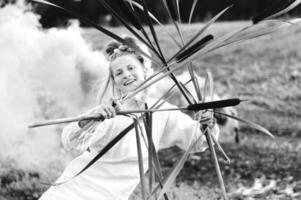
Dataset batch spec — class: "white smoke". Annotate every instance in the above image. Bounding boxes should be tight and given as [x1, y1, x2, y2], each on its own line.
[0, 2, 109, 170]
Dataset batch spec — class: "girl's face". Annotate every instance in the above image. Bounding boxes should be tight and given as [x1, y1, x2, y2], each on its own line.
[110, 54, 145, 94]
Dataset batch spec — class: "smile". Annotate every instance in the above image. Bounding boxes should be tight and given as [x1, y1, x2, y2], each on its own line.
[123, 79, 136, 86]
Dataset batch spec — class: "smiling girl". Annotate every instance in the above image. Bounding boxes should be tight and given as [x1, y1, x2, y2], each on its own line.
[39, 36, 219, 200]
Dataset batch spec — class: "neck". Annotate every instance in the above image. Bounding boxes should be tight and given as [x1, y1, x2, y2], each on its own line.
[122, 98, 144, 110]
[122, 91, 147, 109]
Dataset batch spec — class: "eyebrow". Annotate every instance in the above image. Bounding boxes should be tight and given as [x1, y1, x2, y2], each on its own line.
[113, 63, 135, 73]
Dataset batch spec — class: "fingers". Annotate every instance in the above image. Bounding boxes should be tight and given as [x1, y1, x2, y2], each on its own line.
[103, 106, 116, 118]
[194, 110, 215, 125]
[89, 105, 116, 120]
[199, 110, 216, 129]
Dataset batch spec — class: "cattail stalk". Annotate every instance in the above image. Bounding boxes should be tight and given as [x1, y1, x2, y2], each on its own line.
[28, 99, 242, 128]
[175, 35, 214, 62]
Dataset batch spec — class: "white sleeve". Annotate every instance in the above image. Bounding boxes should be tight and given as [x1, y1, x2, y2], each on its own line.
[87, 118, 116, 152]
[61, 115, 131, 153]
[61, 105, 113, 153]
[61, 121, 101, 153]
[159, 107, 220, 153]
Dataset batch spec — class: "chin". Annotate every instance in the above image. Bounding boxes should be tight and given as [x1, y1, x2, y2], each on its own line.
[121, 87, 136, 94]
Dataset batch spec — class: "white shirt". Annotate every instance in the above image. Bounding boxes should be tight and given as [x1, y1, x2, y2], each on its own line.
[39, 98, 219, 200]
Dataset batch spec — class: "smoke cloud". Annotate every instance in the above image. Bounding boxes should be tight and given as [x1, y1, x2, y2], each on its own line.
[0, 2, 108, 170]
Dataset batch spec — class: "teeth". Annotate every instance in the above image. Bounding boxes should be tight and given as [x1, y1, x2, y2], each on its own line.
[124, 80, 135, 86]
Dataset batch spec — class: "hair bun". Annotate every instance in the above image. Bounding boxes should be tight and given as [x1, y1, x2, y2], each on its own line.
[104, 36, 152, 74]
[105, 41, 120, 56]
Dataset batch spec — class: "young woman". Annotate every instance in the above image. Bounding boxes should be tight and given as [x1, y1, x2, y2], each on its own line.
[39, 36, 219, 200]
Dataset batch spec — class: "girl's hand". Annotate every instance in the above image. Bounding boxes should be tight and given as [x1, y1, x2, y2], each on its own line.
[88, 104, 117, 120]
[194, 110, 216, 128]
[78, 104, 117, 128]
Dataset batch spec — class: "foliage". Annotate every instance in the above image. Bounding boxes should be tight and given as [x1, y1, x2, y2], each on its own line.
[0, 162, 45, 200]
[28, 0, 301, 27]
[84, 21, 301, 137]
[82, 22, 301, 199]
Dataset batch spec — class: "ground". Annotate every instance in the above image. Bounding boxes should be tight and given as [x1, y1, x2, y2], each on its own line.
[1, 22, 301, 199]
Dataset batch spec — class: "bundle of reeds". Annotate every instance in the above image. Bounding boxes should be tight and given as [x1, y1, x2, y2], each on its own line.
[30, 0, 301, 199]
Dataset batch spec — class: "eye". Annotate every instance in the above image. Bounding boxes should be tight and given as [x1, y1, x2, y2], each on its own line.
[128, 65, 135, 70]
[115, 70, 122, 76]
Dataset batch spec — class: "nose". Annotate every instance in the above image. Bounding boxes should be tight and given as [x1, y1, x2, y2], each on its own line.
[122, 70, 132, 79]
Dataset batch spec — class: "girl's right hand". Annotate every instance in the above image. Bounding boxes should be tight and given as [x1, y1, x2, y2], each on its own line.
[78, 104, 117, 128]
[87, 104, 117, 120]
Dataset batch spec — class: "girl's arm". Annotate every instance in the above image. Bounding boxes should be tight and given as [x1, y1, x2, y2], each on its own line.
[61, 121, 97, 152]
[61, 104, 116, 152]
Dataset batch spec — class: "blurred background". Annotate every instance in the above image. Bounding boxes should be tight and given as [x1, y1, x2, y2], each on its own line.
[0, 0, 301, 199]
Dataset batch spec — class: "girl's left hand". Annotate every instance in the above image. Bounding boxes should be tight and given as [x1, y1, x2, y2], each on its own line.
[194, 110, 215, 127]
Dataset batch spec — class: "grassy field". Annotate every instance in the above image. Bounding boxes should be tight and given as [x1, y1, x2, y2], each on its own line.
[1, 22, 301, 199]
